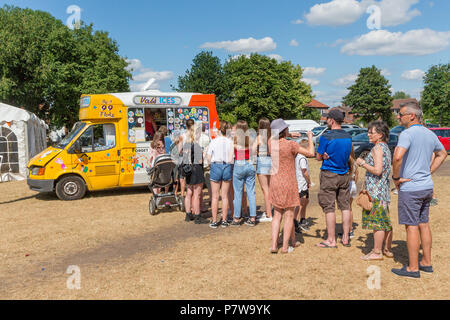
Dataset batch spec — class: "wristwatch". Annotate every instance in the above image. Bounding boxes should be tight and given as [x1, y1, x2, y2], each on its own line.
[392, 176, 400, 181]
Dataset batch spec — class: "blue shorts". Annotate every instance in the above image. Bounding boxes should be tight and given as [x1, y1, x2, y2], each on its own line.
[398, 189, 433, 226]
[210, 163, 233, 182]
[256, 156, 272, 175]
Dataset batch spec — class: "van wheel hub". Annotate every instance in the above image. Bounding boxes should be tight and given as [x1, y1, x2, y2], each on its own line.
[64, 182, 78, 195]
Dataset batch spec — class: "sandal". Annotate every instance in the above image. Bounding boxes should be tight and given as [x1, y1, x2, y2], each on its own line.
[383, 250, 394, 258]
[317, 242, 338, 249]
[361, 250, 383, 261]
[280, 246, 294, 254]
[270, 248, 279, 254]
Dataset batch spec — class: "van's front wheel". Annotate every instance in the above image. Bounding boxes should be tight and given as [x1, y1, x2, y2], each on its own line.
[55, 175, 86, 201]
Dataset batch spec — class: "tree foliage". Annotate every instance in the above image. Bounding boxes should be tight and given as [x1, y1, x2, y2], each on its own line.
[392, 91, 411, 100]
[0, 5, 131, 128]
[421, 63, 449, 126]
[172, 51, 225, 102]
[342, 65, 394, 126]
[221, 54, 313, 128]
[175, 53, 313, 128]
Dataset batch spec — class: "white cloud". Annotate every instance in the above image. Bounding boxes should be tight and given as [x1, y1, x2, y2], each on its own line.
[289, 39, 299, 47]
[292, 19, 304, 24]
[341, 29, 450, 56]
[127, 59, 174, 92]
[401, 69, 425, 80]
[303, 67, 326, 76]
[377, 0, 421, 27]
[130, 81, 160, 92]
[267, 54, 283, 62]
[333, 74, 358, 86]
[304, 0, 421, 27]
[200, 37, 276, 53]
[133, 69, 174, 82]
[125, 58, 143, 72]
[305, 0, 365, 26]
[303, 78, 320, 86]
[380, 68, 391, 76]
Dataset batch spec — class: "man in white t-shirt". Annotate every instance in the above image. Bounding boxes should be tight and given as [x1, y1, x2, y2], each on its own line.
[294, 139, 311, 234]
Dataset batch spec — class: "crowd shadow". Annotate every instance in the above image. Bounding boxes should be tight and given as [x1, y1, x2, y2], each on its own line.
[355, 232, 410, 265]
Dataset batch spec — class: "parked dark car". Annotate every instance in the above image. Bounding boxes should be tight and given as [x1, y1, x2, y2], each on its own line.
[390, 125, 405, 135]
[352, 132, 399, 160]
[345, 127, 368, 138]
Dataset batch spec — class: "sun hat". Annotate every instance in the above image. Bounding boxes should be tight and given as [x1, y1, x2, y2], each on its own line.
[326, 108, 345, 122]
[270, 119, 289, 133]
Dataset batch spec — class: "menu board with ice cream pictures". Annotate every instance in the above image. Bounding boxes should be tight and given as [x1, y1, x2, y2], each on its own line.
[166, 107, 210, 136]
[127, 108, 146, 143]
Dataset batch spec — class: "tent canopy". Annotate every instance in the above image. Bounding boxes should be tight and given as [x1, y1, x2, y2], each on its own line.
[0, 102, 48, 128]
[0, 102, 48, 182]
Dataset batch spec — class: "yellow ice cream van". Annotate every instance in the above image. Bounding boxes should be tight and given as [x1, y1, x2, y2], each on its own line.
[27, 90, 219, 200]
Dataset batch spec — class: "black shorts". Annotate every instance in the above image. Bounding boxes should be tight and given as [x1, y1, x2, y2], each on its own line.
[299, 189, 309, 199]
[185, 164, 204, 186]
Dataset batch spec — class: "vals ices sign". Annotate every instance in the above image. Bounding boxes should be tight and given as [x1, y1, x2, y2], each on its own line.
[134, 96, 182, 106]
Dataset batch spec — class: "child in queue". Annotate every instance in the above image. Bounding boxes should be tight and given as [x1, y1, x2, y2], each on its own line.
[294, 139, 311, 234]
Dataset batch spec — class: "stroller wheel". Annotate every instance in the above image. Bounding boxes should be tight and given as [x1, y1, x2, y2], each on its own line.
[178, 196, 185, 212]
[149, 197, 157, 216]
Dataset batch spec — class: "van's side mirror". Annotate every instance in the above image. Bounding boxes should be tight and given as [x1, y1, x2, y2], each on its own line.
[70, 140, 82, 154]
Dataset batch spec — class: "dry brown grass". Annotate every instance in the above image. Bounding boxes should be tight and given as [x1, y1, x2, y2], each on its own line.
[1, 159, 449, 300]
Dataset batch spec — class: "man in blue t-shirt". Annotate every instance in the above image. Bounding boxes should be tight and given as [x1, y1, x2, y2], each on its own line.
[391, 101, 447, 279]
[316, 108, 353, 249]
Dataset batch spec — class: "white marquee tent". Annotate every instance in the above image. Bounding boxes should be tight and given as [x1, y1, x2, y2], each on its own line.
[0, 103, 48, 182]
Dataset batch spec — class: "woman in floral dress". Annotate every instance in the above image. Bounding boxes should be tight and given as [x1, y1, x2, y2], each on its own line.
[356, 121, 393, 261]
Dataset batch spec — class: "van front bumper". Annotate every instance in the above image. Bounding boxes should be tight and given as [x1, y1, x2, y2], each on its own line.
[27, 178, 55, 193]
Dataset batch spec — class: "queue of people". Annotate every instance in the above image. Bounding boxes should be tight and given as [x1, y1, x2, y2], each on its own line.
[148, 101, 447, 278]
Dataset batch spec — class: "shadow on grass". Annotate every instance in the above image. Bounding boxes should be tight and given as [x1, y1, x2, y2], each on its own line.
[356, 231, 410, 265]
[0, 194, 39, 204]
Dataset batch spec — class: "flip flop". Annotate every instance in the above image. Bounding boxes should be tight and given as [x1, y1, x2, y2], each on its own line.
[341, 240, 351, 247]
[317, 242, 337, 249]
[270, 248, 279, 254]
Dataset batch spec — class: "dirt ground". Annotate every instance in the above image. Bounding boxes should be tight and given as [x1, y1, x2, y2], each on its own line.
[1, 159, 449, 300]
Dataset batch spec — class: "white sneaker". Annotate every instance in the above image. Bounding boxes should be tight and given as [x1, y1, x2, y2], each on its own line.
[257, 213, 273, 222]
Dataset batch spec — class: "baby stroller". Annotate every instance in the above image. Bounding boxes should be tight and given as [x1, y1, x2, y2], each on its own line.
[146, 154, 185, 215]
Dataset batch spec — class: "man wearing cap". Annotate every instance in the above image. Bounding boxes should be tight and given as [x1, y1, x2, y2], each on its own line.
[316, 108, 353, 248]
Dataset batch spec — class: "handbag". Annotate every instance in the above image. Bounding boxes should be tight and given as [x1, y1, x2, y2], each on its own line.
[356, 189, 373, 211]
[181, 143, 195, 176]
[182, 163, 193, 176]
[356, 178, 383, 211]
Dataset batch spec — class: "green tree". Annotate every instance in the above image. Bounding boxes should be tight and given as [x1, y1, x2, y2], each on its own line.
[172, 51, 225, 105]
[392, 91, 411, 100]
[0, 6, 131, 128]
[221, 54, 313, 128]
[343, 65, 394, 126]
[421, 63, 450, 126]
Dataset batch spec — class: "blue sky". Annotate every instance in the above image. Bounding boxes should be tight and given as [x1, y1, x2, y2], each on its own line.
[2, 0, 449, 107]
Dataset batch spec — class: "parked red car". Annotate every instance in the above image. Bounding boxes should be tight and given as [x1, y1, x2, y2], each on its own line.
[429, 128, 450, 153]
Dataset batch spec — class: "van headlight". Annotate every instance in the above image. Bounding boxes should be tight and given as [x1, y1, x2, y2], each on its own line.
[31, 166, 45, 176]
